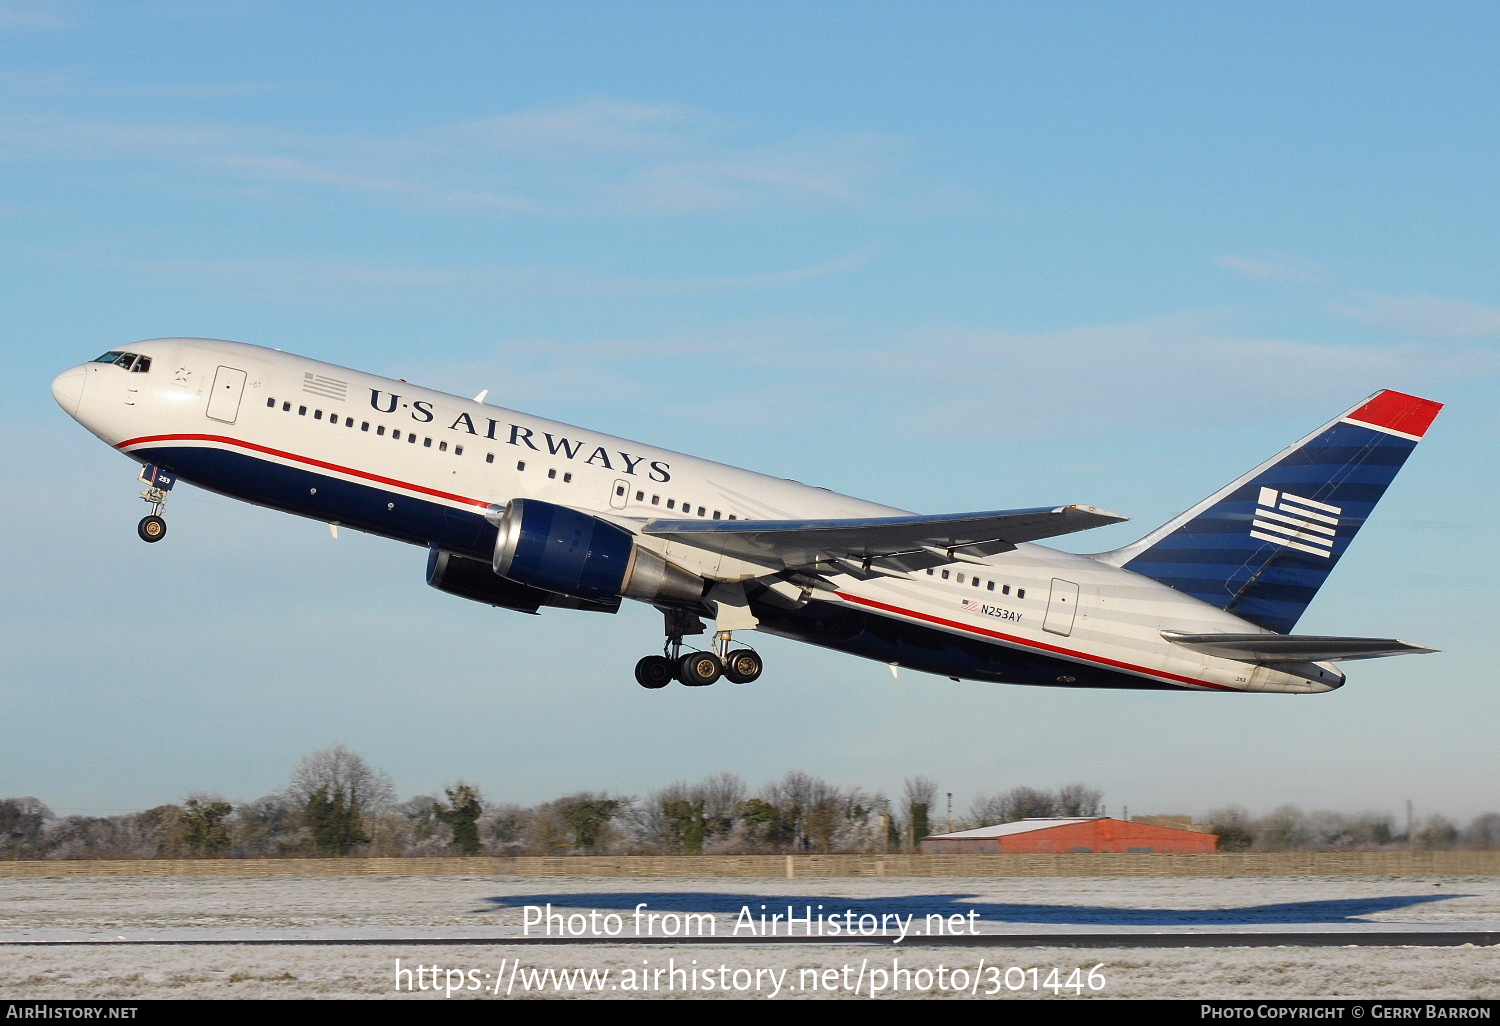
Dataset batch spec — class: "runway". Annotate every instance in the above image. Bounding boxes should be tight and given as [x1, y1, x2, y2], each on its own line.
[4, 873, 1496, 998]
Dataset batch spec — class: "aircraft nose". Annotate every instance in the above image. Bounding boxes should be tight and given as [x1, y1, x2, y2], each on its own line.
[51, 365, 86, 416]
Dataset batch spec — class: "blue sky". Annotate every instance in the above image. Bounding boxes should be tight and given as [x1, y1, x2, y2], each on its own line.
[3, 2, 1497, 823]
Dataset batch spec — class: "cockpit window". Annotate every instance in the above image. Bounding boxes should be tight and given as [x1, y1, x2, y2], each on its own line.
[91, 351, 150, 372]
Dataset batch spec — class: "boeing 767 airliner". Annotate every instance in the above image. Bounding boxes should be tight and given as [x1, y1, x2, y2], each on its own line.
[52, 338, 1440, 693]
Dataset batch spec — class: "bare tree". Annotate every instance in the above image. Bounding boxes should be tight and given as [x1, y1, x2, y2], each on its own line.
[231, 794, 304, 856]
[284, 744, 396, 856]
[903, 776, 937, 847]
[1056, 784, 1104, 817]
[1203, 806, 1253, 852]
[0, 797, 52, 857]
[1462, 813, 1500, 850]
[1254, 806, 1308, 851]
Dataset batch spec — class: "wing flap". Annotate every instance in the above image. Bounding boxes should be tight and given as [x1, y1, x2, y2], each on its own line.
[1162, 631, 1438, 663]
[643, 504, 1127, 573]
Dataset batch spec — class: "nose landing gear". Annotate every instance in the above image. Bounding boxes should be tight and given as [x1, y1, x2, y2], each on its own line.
[135, 465, 176, 543]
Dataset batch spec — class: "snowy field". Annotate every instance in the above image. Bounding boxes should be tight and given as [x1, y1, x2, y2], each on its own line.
[2, 874, 1497, 999]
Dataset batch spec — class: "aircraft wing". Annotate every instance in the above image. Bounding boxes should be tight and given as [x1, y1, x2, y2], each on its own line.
[640, 504, 1127, 575]
[1161, 632, 1438, 663]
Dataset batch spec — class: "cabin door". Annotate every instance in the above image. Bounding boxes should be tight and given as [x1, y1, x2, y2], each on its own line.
[1043, 578, 1079, 636]
[206, 365, 247, 424]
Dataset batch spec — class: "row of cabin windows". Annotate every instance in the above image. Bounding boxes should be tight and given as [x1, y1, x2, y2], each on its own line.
[926, 566, 1024, 599]
[269, 398, 467, 455]
[266, 397, 740, 510]
[631, 488, 736, 520]
[265, 398, 607, 490]
[492, 456, 571, 483]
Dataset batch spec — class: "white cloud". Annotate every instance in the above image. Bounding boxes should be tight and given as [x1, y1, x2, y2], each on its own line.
[123, 248, 874, 305]
[0, 2, 70, 31]
[1217, 253, 1329, 285]
[0, 99, 909, 215]
[1332, 292, 1500, 340]
[400, 309, 1500, 444]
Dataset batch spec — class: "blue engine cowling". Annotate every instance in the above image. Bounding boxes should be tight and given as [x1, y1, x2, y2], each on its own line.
[491, 498, 704, 605]
[426, 548, 621, 615]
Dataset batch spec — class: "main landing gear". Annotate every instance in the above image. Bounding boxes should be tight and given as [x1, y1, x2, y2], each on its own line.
[134, 465, 176, 543]
[634, 608, 764, 689]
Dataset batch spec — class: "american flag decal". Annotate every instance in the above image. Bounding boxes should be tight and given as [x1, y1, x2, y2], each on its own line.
[1251, 486, 1340, 558]
[961, 598, 981, 612]
[302, 372, 348, 401]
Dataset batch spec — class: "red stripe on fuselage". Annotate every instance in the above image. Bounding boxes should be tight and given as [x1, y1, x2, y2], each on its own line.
[116, 433, 492, 509]
[833, 591, 1239, 691]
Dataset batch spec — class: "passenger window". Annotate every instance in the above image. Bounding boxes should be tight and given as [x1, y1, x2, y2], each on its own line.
[423, 437, 432, 447]
[713, 511, 721, 519]
[361, 422, 369, 431]
[283, 402, 291, 412]
[987, 581, 995, 591]
[515, 460, 523, 470]
[454, 445, 463, 455]
[636, 491, 645, 501]
[563, 473, 572, 483]
[651, 495, 660, 505]
[377, 425, 386, 436]
[314, 410, 322, 419]
[393, 430, 401, 440]
[408, 434, 417, 443]
[1002, 585, 1010, 595]
[957, 574, 965, 584]
[1017, 589, 1026, 599]
[298, 406, 307, 416]
[266, 398, 275, 408]
[941, 570, 949, 580]
[439, 441, 447, 452]
[972, 578, 980, 587]
[548, 469, 557, 479]
[667, 499, 675, 509]
[616, 485, 625, 497]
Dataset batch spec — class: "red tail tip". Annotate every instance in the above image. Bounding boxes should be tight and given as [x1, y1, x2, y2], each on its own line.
[1346, 390, 1443, 438]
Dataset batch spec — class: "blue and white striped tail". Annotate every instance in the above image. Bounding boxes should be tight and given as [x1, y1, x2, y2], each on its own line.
[1097, 390, 1442, 635]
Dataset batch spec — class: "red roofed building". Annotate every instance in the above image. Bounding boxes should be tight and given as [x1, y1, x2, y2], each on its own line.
[920, 817, 1218, 854]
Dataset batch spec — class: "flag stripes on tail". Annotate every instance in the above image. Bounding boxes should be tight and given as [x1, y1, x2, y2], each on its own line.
[1096, 390, 1442, 635]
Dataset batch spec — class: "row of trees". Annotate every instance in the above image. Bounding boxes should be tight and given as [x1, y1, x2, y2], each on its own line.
[4, 746, 1498, 859]
[1203, 805, 1500, 853]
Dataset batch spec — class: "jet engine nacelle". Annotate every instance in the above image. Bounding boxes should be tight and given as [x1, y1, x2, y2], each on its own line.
[491, 498, 705, 606]
[426, 548, 621, 614]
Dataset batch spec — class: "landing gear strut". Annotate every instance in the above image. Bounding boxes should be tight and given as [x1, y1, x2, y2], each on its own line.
[135, 465, 175, 543]
[633, 608, 763, 689]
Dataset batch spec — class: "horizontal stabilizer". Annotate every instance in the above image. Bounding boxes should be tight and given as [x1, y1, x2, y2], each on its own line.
[1161, 631, 1438, 663]
[642, 504, 1127, 574]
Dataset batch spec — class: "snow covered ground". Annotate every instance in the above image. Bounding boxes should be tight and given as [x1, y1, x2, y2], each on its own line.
[2, 874, 1496, 999]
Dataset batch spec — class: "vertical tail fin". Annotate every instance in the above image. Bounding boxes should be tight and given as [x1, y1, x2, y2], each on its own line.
[1096, 390, 1442, 634]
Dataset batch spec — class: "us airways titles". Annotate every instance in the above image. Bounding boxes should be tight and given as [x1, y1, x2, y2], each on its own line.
[368, 389, 672, 482]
